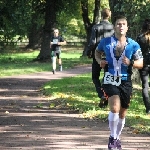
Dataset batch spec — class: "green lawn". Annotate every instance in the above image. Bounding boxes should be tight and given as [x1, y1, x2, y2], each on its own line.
[0, 49, 91, 77]
[43, 72, 150, 134]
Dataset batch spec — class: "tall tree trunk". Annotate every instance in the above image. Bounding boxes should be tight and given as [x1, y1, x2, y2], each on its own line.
[36, 0, 56, 61]
[27, 23, 42, 49]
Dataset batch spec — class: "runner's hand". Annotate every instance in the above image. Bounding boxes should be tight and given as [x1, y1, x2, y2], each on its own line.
[122, 55, 130, 66]
[100, 60, 108, 68]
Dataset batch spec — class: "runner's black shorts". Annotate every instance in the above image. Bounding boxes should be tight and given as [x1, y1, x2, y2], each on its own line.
[102, 80, 132, 109]
[51, 50, 61, 59]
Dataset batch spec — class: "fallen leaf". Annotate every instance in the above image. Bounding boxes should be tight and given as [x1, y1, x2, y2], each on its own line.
[49, 103, 55, 108]
[5, 111, 9, 114]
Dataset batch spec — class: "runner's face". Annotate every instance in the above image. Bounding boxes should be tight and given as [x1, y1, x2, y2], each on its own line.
[54, 30, 59, 37]
[114, 19, 128, 36]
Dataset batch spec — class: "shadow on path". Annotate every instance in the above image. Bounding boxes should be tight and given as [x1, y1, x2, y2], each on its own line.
[0, 66, 150, 150]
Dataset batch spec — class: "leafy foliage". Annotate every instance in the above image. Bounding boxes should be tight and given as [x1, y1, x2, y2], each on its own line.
[1, 0, 150, 52]
[0, 0, 45, 43]
[109, 0, 150, 38]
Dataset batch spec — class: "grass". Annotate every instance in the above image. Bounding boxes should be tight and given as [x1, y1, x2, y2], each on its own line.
[0, 48, 92, 77]
[42, 72, 150, 134]
[0, 48, 150, 134]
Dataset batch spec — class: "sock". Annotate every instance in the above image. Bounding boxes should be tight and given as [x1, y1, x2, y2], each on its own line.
[52, 57, 56, 70]
[108, 111, 119, 139]
[116, 118, 125, 140]
[59, 64, 62, 71]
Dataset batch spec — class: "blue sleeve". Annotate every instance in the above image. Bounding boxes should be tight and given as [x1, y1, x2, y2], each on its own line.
[97, 38, 105, 52]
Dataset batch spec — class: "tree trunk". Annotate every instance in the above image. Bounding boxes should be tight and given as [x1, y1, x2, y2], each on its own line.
[26, 23, 42, 50]
[36, 0, 56, 62]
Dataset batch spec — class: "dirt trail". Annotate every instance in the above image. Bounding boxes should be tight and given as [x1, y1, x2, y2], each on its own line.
[0, 65, 150, 150]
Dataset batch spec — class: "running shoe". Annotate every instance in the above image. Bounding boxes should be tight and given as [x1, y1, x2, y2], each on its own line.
[59, 65, 62, 71]
[116, 139, 122, 150]
[52, 70, 55, 74]
[108, 136, 117, 150]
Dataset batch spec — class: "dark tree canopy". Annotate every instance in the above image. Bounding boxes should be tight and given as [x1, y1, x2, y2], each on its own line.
[0, 0, 150, 61]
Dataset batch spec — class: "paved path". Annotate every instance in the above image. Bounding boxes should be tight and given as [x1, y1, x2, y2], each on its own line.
[0, 66, 150, 150]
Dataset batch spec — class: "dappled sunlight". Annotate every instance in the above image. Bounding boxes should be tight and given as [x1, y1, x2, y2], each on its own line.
[0, 105, 109, 149]
[0, 101, 150, 149]
[43, 73, 150, 135]
[0, 63, 150, 149]
[0, 106, 150, 149]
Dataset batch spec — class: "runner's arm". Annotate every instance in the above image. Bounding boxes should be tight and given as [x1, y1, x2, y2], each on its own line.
[132, 49, 143, 69]
[95, 48, 102, 64]
[132, 59, 143, 69]
[95, 48, 107, 68]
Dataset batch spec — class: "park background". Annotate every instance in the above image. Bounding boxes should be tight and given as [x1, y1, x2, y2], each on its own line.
[1, 0, 150, 60]
[0, 0, 150, 134]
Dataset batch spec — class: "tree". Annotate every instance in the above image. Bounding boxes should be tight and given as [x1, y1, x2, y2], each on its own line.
[1, 0, 150, 59]
[0, 0, 46, 51]
[35, 0, 65, 61]
[26, 0, 45, 49]
[34, 0, 110, 59]
[80, 0, 94, 56]
[0, 0, 33, 43]
[109, 0, 150, 38]
[35, 0, 56, 61]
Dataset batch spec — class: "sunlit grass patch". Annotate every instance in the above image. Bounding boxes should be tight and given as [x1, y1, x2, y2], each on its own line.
[43, 72, 109, 121]
[43, 72, 150, 134]
[0, 49, 91, 77]
[126, 88, 150, 133]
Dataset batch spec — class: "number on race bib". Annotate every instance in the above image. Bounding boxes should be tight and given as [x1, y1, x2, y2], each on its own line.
[104, 72, 121, 86]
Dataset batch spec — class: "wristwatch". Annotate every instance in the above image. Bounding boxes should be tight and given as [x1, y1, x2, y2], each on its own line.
[130, 60, 134, 66]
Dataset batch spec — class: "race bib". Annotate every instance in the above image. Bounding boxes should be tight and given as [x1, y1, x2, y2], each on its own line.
[103, 72, 121, 86]
[53, 39, 58, 44]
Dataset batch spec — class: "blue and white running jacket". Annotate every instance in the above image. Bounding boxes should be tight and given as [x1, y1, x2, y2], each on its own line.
[97, 36, 143, 81]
